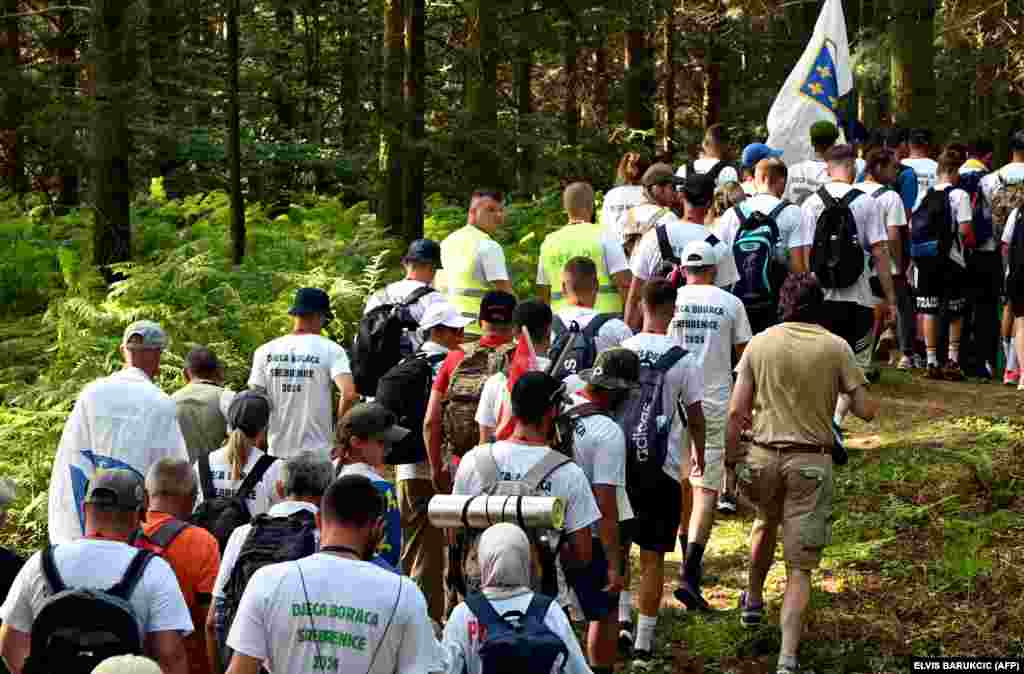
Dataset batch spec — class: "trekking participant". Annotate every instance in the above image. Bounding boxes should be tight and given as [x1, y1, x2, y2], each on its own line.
[1, 470, 192, 674]
[192, 390, 284, 550]
[619, 281, 705, 666]
[48, 321, 187, 544]
[877, 127, 919, 216]
[725, 274, 879, 674]
[451, 372, 601, 602]
[670, 242, 751, 552]
[223, 475, 444, 674]
[92, 656, 163, 674]
[549, 258, 634, 381]
[1002, 207, 1024, 391]
[424, 291, 518, 493]
[709, 182, 747, 229]
[172, 347, 230, 462]
[620, 164, 684, 260]
[911, 148, 973, 380]
[676, 124, 740, 188]
[903, 128, 938, 207]
[247, 287, 356, 458]
[602, 152, 651, 242]
[353, 239, 446, 394]
[438, 190, 514, 336]
[784, 121, 839, 205]
[739, 144, 783, 197]
[560, 349, 640, 673]
[537, 182, 631, 313]
[717, 157, 808, 334]
[442, 523, 593, 674]
[336, 403, 410, 569]
[382, 301, 470, 623]
[625, 173, 739, 332]
[795, 144, 895, 427]
[207, 452, 333, 674]
[136, 459, 220, 674]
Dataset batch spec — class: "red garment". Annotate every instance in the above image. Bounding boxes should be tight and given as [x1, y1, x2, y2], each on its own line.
[432, 334, 513, 393]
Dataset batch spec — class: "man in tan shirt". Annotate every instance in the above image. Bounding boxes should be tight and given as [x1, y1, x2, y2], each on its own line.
[725, 273, 879, 674]
[171, 347, 229, 462]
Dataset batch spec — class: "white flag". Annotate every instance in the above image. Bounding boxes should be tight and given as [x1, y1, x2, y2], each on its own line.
[766, 0, 852, 165]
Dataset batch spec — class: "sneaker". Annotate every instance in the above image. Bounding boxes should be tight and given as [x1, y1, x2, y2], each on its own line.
[739, 591, 764, 627]
[943, 360, 965, 382]
[1004, 369, 1020, 386]
[777, 665, 799, 674]
[632, 649, 656, 670]
[913, 354, 927, 369]
[618, 622, 634, 655]
[897, 355, 914, 370]
[925, 363, 943, 380]
[674, 582, 712, 612]
[717, 493, 737, 515]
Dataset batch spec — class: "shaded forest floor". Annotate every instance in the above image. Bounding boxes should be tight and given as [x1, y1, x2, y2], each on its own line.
[629, 368, 1024, 673]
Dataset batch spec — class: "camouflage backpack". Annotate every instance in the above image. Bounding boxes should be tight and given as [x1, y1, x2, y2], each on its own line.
[990, 173, 1024, 240]
[441, 341, 516, 459]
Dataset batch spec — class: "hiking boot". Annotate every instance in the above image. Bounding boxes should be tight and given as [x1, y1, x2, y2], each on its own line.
[618, 622, 634, 656]
[717, 493, 738, 515]
[674, 581, 712, 612]
[897, 355, 914, 370]
[912, 354, 926, 369]
[1004, 369, 1020, 386]
[925, 363, 943, 380]
[739, 591, 764, 628]
[943, 361, 965, 382]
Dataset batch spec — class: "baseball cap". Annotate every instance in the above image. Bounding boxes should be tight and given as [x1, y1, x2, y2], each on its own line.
[510, 371, 563, 421]
[122, 321, 168, 350]
[227, 389, 272, 437]
[642, 163, 684, 188]
[479, 290, 517, 324]
[682, 173, 715, 208]
[402, 239, 442, 267]
[810, 120, 840, 147]
[681, 240, 717, 267]
[340, 403, 410, 449]
[823, 144, 857, 162]
[420, 302, 473, 332]
[741, 143, 784, 168]
[84, 469, 144, 511]
[288, 287, 334, 322]
[578, 348, 641, 391]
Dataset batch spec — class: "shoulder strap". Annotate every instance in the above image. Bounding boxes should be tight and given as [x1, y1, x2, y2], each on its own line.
[107, 549, 155, 600]
[551, 315, 567, 338]
[524, 592, 555, 621]
[424, 352, 447, 366]
[522, 450, 572, 491]
[840, 189, 863, 208]
[237, 454, 277, 498]
[733, 205, 749, 229]
[872, 185, 889, 199]
[567, 402, 608, 421]
[646, 206, 669, 230]
[768, 200, 790, 220]
[464, 592, 506, 630]
[41, 545, 65, 594]
[148, 519, 191, 549]
[582, 314, 615, 338]
[402, 285, 437, 307]
[197, 451, 215, 502]
[655, 225, 678, 264]
[653, 346, 687, 371]
[817, 186, 837, 209]
[475, 444, 499, 490]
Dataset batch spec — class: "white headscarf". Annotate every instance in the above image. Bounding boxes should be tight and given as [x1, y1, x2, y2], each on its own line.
[477, 523, 532, 599]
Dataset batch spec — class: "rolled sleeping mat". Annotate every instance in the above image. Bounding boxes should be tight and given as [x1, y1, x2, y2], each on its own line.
[427, 495, 566, 531]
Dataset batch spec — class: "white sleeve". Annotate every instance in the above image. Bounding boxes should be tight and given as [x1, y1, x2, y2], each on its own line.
[544, 602, 594, 674]
[452, 452, 479, 495]
[247, 345, 267, 389]
[793, 201, 819, 248]
[142, 556, 195, 635]
[212, 526, 248, 598]
[226, 567, 272, 660]
[48, 397, 90, 544]
[887, 195, 908, 228]
[395, 580, 447, 674]
[601, 234, 629, 276]
[441, 605, 472, 674]
[733, 300, 753, 345]
[712, 238, 740, 288]
[475, 374, 504, 428]
[679, 358, 704, 407]
[864, 197, 888, 246]
[562, 465, 602, 535]
[0, 553, 41, 632]
[589, 422, 626, 488]
[328, 341, 351, 378]
[478, 240, 510, 282]
[1004, 210, 1019, 244]
[953, 190, 972, 224]
[629, 231, 658, 280]
[536, 255, 549, 286]
[717, 209, 739, 249]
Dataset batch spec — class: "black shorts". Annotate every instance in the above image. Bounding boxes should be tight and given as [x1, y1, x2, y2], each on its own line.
[821, 301, 875, 359]
[625, 471, 682, 554]
[562, 538, 615, 621]
[916, 259, 966, 317]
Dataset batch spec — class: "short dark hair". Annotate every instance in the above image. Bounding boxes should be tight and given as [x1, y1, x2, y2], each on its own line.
[864, 148, 896, 180]
[184, 346, 220, 378]
[510, 372, 561, 427]
[908, 128, 932, 148]
[321, 475, 384, 528]
[778, 273, 824, 323]
[937, 147, 966, 177]
[969, 137, 994, 157]
[884, 127, 909, 148]
[704, 123, 727, 150]
[563, 257, 598, 295]
[642, 279, 677, 318]
[1010, 131, 1024, 153]
[515, 300, 553, 345]
[471, 188, 505, 204]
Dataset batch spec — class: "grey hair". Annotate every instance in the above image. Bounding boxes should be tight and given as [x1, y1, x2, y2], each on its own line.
[282, 451, 334, 498]
[144, 458, 196, 498]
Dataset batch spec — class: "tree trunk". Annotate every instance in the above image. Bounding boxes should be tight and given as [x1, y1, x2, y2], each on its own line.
[227, 0, 245, 265]
[703, 33, 723, 128]
[0, 0, 25, 196]
[662, 8, 675, 158]
[624, 11, 655, 132]
[380, 0, 405, 239]
[91, 0, 135, 280]
[465, 0, 499, 188]
[514, 3, 534, 196]
[564, 24, 578, 147]
[272, 5, 297, 130]
[403, 0, 426, 240]
[57, 7, 80, 211]
[889, 0, 935, 128]
[593, 47, 608, 129]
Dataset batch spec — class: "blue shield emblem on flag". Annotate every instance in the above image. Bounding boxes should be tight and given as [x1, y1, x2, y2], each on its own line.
[799, 39, 839, 114]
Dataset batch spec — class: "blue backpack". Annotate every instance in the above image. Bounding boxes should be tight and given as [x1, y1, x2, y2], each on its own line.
[910, 187, 955, 260]
[464, 592, 569, 674]
[730, 201, 790, 312]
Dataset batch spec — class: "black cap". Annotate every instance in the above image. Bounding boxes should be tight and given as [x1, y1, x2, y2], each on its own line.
[228, 390, 272, 437]
[288, 288, 334, 322]
[683, 172, 715, 208]
[578, 348, 641, 391]
[510, 371, 563, 423]
[402, 239, 442, 267]
[339, 402, 410, 450]
[479, 290, 517, 324]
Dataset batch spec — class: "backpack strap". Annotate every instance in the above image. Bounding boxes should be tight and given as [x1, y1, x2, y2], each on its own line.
[107, 549, 156, 600]
[840, 189, 864, 208]
[872, 185, 890, 199]
[582, 314, 615, 339]
[653, 346, 687, 371]
[551, 315, 567, 338]
[655, 225, 678, 264]
[522, 450, 572, 492]
[197, 451, 216, 502]
[464, 592, 507, 630]
[402, 285, 437, 307]
[237, 454, 277, 500]
[817, 186, 837, 209]
[566, 402, 608, 421]
[646, 207, 670, 232]
[768, 200, 791, 220]
[524, 592, 555, 622]
[148, 519, 191, 550]
[40, 545, 66, 594]
[475, 444, 500, 491]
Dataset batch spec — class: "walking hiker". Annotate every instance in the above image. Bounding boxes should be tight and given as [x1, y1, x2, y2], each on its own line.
[172, 347, 230, 462]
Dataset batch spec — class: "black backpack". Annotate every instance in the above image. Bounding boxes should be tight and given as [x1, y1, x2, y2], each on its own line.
[552, 402, 609, 458]
[957, 171, 994, 247]
[910, 187, 955, 260]
[809, 187, 865, 289]
[464, 592, 569, 674]
[376, 351, 447, 465]
[352, 285, 437, 396]
[192, 452, 278, 553]
[617, 347, 688, 513]
[730, 201, 790, 311]
[220, 510, 318, 656]
[687, 159, 735, 185]
[547, 314, 615, 381]
[23, 547, 154, 674]
[1007, 211, 1024, 287]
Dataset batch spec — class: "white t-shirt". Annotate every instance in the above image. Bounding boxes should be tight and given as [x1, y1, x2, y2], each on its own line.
[982, 162, 1024, 203]
[903, 158, 939, 208]
[601, 185, 646, 242]
[194, 446, 284, 517]
[854, 183, 907, 276]
[794, 182, 887, 308]
[364, 280, 446, 352]
[676, 158, 740, 187]
[248, 333, 351, 458]
[535, 228, 629, 286]
[1, 539, 193, 638]
[629, 220, 740, 287]
[924, 183, 972, 269]
[47, 367, 188, 544]
[716, 193, 805, 265]
[563, 394, 627, 534]
[670, 284, 751, 414]
[396, 341, 450, 482]
[452, 442, 601, 536]
[443, 593, 592, 674]
[213, 500, 319, 599]
[1003, 208, 1020, 245]
[226, 552, 444, 674]
[553, 307, 634, 354]
[784, 159, 830, 205]
[474, 357, 552, 432]
[620, 334, 704, 482]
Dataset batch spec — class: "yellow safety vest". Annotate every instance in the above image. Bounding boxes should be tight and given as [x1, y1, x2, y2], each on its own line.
[439, 225, 493, 333]
[539, 222, 622, 314]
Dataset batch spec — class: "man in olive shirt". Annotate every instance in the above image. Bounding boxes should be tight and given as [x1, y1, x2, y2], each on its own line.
[725, 274, 879, 674]
[171, 347, 229, 462]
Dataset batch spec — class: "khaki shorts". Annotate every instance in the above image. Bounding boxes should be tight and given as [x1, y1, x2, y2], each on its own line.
[687, 408, 726, 491]
[736, 446, 833, 570]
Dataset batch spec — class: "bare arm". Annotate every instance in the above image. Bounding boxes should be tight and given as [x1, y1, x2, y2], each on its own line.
[870, 241, 897, 309]
[685, 401, 706, 477]
[146, 630, 190, 674]
[333, 373, 358, 421]
[624, 276, 646, 333]
[0, 625, 30, 674]
[847, 384, 880, 422]
[423, 387, 449, 492]
[478, 425, 494, 445]
[886, 226, 905, 274]
[733, 341, 747, 363]
[612, 269, 633, 305]
[593, 484, 622, 592]
[789, 245, 810, 274]
[535, 284, 551, 306]
[725, 366, 755, 466]
[492, 279, 514, 295]
[225, 653, 262, 674]
[565, 528, 594, 568]
[205, 602, 223, 674]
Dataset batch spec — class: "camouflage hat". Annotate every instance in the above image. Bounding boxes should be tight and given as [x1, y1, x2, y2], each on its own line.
[578, 348, 641, 391]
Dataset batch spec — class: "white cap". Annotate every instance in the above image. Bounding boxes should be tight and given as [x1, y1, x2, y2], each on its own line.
[420, 302, 474, 332]
[682, 240, 717, 267]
